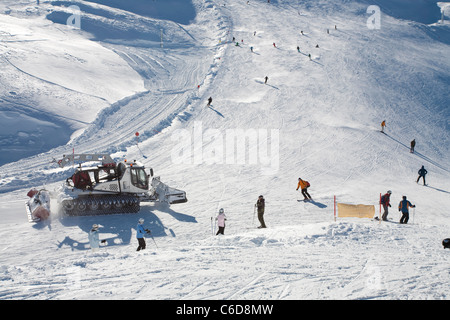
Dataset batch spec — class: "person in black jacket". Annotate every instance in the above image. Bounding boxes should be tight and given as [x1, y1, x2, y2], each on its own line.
[417, 165, 427, 185]
[410, 139, 416, 153]
[256, 195, 266, 228]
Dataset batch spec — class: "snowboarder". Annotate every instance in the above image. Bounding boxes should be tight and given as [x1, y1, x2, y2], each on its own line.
[381, 120, 386, 133]
[410, 139, 416, 153]
[136, 218, 150, 251]
[255, 195, 266, 228]
[88, 224, 100, 250]
[398, 196, 415, 224]
[296, 178, 312, 201]
[207, 97, 212, 107]
[216, 208, 227, 235]
[380, 190, 392, 221]
[417, 165, 427, 185]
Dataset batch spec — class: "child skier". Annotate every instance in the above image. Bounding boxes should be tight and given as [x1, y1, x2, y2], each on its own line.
[88, 224, 100, 251]
[136, 218, 150, 251]
[216, 208, 227, 235]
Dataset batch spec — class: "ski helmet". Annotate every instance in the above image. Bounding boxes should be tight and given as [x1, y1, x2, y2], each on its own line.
[219, 208, 224, 214]
[443, 238, 450, 249]
[387, 190, 392, 194]
[138, 218, 144, 224]
[92, 224, 99, 230]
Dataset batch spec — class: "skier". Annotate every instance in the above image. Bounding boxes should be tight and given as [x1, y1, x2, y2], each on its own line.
[381, 120, 386, 133]
[380, 190, 392, 221]
[207, 97, 212, 107]
[297, 46, 300, 52]
[250, 46, 253, 52]
[88, 224, 100, 251]
[296, 178, 312, 201]
[410, 139, 416, 153]
[273, 42, 276, 48]
[398, 196, 415, 224]
[216, 208, 227, 235]
[417, 165, 427, 185]
[264, 76, 268, 84]
[136, 218, 150, 251]
[255, 195, 266, 228]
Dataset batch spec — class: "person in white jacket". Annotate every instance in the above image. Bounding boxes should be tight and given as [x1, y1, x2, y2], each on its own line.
[88, 224, 100, 251]
[216, 208, 227, 235]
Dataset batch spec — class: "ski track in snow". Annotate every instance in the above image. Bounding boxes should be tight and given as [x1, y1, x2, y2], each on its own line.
[0, 0, 450, 300]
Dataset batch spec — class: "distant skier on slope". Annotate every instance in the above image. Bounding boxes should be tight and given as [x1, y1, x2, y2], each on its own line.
[207, 97, 212, 107]
[380, 190, 392, 221]
[381, 120, 386, 133]
[255, 195, 266, 228]
[264, 76, 268, 84]
[398, 196, 415, 224]
[296, 178, 312, 201]
[216, 208, 227, 235]
[417, 165, 427, 185]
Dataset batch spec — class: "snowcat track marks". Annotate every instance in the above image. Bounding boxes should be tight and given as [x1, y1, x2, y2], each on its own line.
[62, 195, 140, 216]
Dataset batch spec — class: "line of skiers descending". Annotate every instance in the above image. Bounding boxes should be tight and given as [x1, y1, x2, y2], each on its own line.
[377, 191, 416, 224]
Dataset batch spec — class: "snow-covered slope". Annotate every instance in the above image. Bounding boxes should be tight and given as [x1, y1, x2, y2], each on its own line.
[0, 0, 449, 300]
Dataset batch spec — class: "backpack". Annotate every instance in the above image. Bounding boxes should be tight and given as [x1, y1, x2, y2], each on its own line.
[305, 181, 310, 188]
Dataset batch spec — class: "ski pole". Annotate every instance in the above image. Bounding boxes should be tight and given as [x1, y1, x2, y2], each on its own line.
[211, 217, 213, 235]
[413, 207, 416, 225]
[150, 233, 158, 249]
[252, 205, 256, 227]
[146, 229, 158, 249]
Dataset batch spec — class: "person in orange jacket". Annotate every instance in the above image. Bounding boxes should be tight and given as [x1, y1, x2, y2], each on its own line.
[381, 120, 386, 133]
[296, 178, 312, 201]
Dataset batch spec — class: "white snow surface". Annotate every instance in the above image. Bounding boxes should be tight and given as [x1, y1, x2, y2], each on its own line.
[0, 0, 449, 300]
